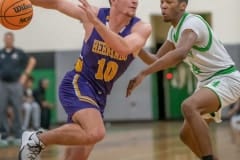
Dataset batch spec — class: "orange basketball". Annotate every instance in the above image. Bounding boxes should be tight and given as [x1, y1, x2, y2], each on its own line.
[0, 0, 33, 30]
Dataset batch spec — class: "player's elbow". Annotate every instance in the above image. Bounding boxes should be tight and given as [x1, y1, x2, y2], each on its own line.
[178, 52, 187, 61]
[177, 47, 189, 60]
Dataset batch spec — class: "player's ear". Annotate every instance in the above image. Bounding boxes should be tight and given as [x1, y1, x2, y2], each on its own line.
[179, 1, 187, 11]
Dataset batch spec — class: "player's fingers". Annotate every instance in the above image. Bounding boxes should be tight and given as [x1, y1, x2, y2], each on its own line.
[127, 79, 135, 90]
[84, 0, 90, 6]
[79, 0, 86, 7]
[126, 79, 136, 97]
[79, 5, 90, 16]
[126, 81, 132, 97]
[126, 86, 131, 97]
[79, 0, 89, 8]
[78, 4, 86, 11]
[126, 90, 131, 97]
[126, 86, 132, 97]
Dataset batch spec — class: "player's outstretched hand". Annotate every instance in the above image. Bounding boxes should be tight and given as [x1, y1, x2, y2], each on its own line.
[126, 72, 146, 97]
[79, 0, 98, 24]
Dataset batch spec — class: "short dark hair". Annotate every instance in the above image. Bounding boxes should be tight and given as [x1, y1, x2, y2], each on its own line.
[179, 0, 188, 4]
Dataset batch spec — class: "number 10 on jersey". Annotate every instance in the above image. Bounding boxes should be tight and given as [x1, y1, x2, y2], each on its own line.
[95, 58, 119, 82]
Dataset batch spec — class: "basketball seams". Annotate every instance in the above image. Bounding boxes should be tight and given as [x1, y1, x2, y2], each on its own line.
[0, 0, 6, 21]
[1, 0, 8, 28]
[3, 10, 33, 18]
[4, 11, 32, 27]
[3, 0, 24, 16]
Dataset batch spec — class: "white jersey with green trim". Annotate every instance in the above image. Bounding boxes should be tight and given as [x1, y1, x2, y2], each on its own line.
[167, 13, 235, 82]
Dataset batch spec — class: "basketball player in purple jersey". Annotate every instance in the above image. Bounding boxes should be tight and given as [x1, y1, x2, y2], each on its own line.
[19, 0, 152, 160]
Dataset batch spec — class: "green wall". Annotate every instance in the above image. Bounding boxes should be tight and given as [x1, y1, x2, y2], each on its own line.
[164, 63, 196, 119]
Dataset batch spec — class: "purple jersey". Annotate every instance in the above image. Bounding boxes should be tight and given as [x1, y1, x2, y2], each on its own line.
[74, 8, 140, 94]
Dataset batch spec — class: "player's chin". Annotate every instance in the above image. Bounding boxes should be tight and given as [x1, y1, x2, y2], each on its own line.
[163, 17, 171, 22]
[127, 12, 136, 17]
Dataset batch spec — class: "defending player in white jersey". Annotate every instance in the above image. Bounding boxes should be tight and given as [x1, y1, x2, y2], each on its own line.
[126, 0, 240, 160]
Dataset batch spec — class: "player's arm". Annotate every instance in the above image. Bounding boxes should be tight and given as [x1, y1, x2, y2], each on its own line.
[126, 29, 197, 97]
[138, 49, 157, 65]
[139, 29, 197, 76]
[138, 40, 175, 65]
[95, 20, 151, 56]
[31, 0, 97, 23]
[79, 0, 151, 55]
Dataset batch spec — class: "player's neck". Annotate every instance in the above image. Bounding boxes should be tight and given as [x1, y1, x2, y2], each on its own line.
[172, 12, 185, 27]
[109, 10, 131, 33]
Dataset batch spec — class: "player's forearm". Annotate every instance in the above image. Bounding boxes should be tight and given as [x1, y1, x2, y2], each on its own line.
[138, 49, 158, 65]
[31, 0, 58, 9]
[31, 0, 86, 22]
[93, 21, 133, 56]
[56, 1, 88, 21]
[156, 41, 175, 58]
[141, 49, 187, 76]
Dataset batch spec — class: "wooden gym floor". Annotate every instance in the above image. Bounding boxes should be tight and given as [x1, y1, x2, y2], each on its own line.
[0, 121, 239, 160]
